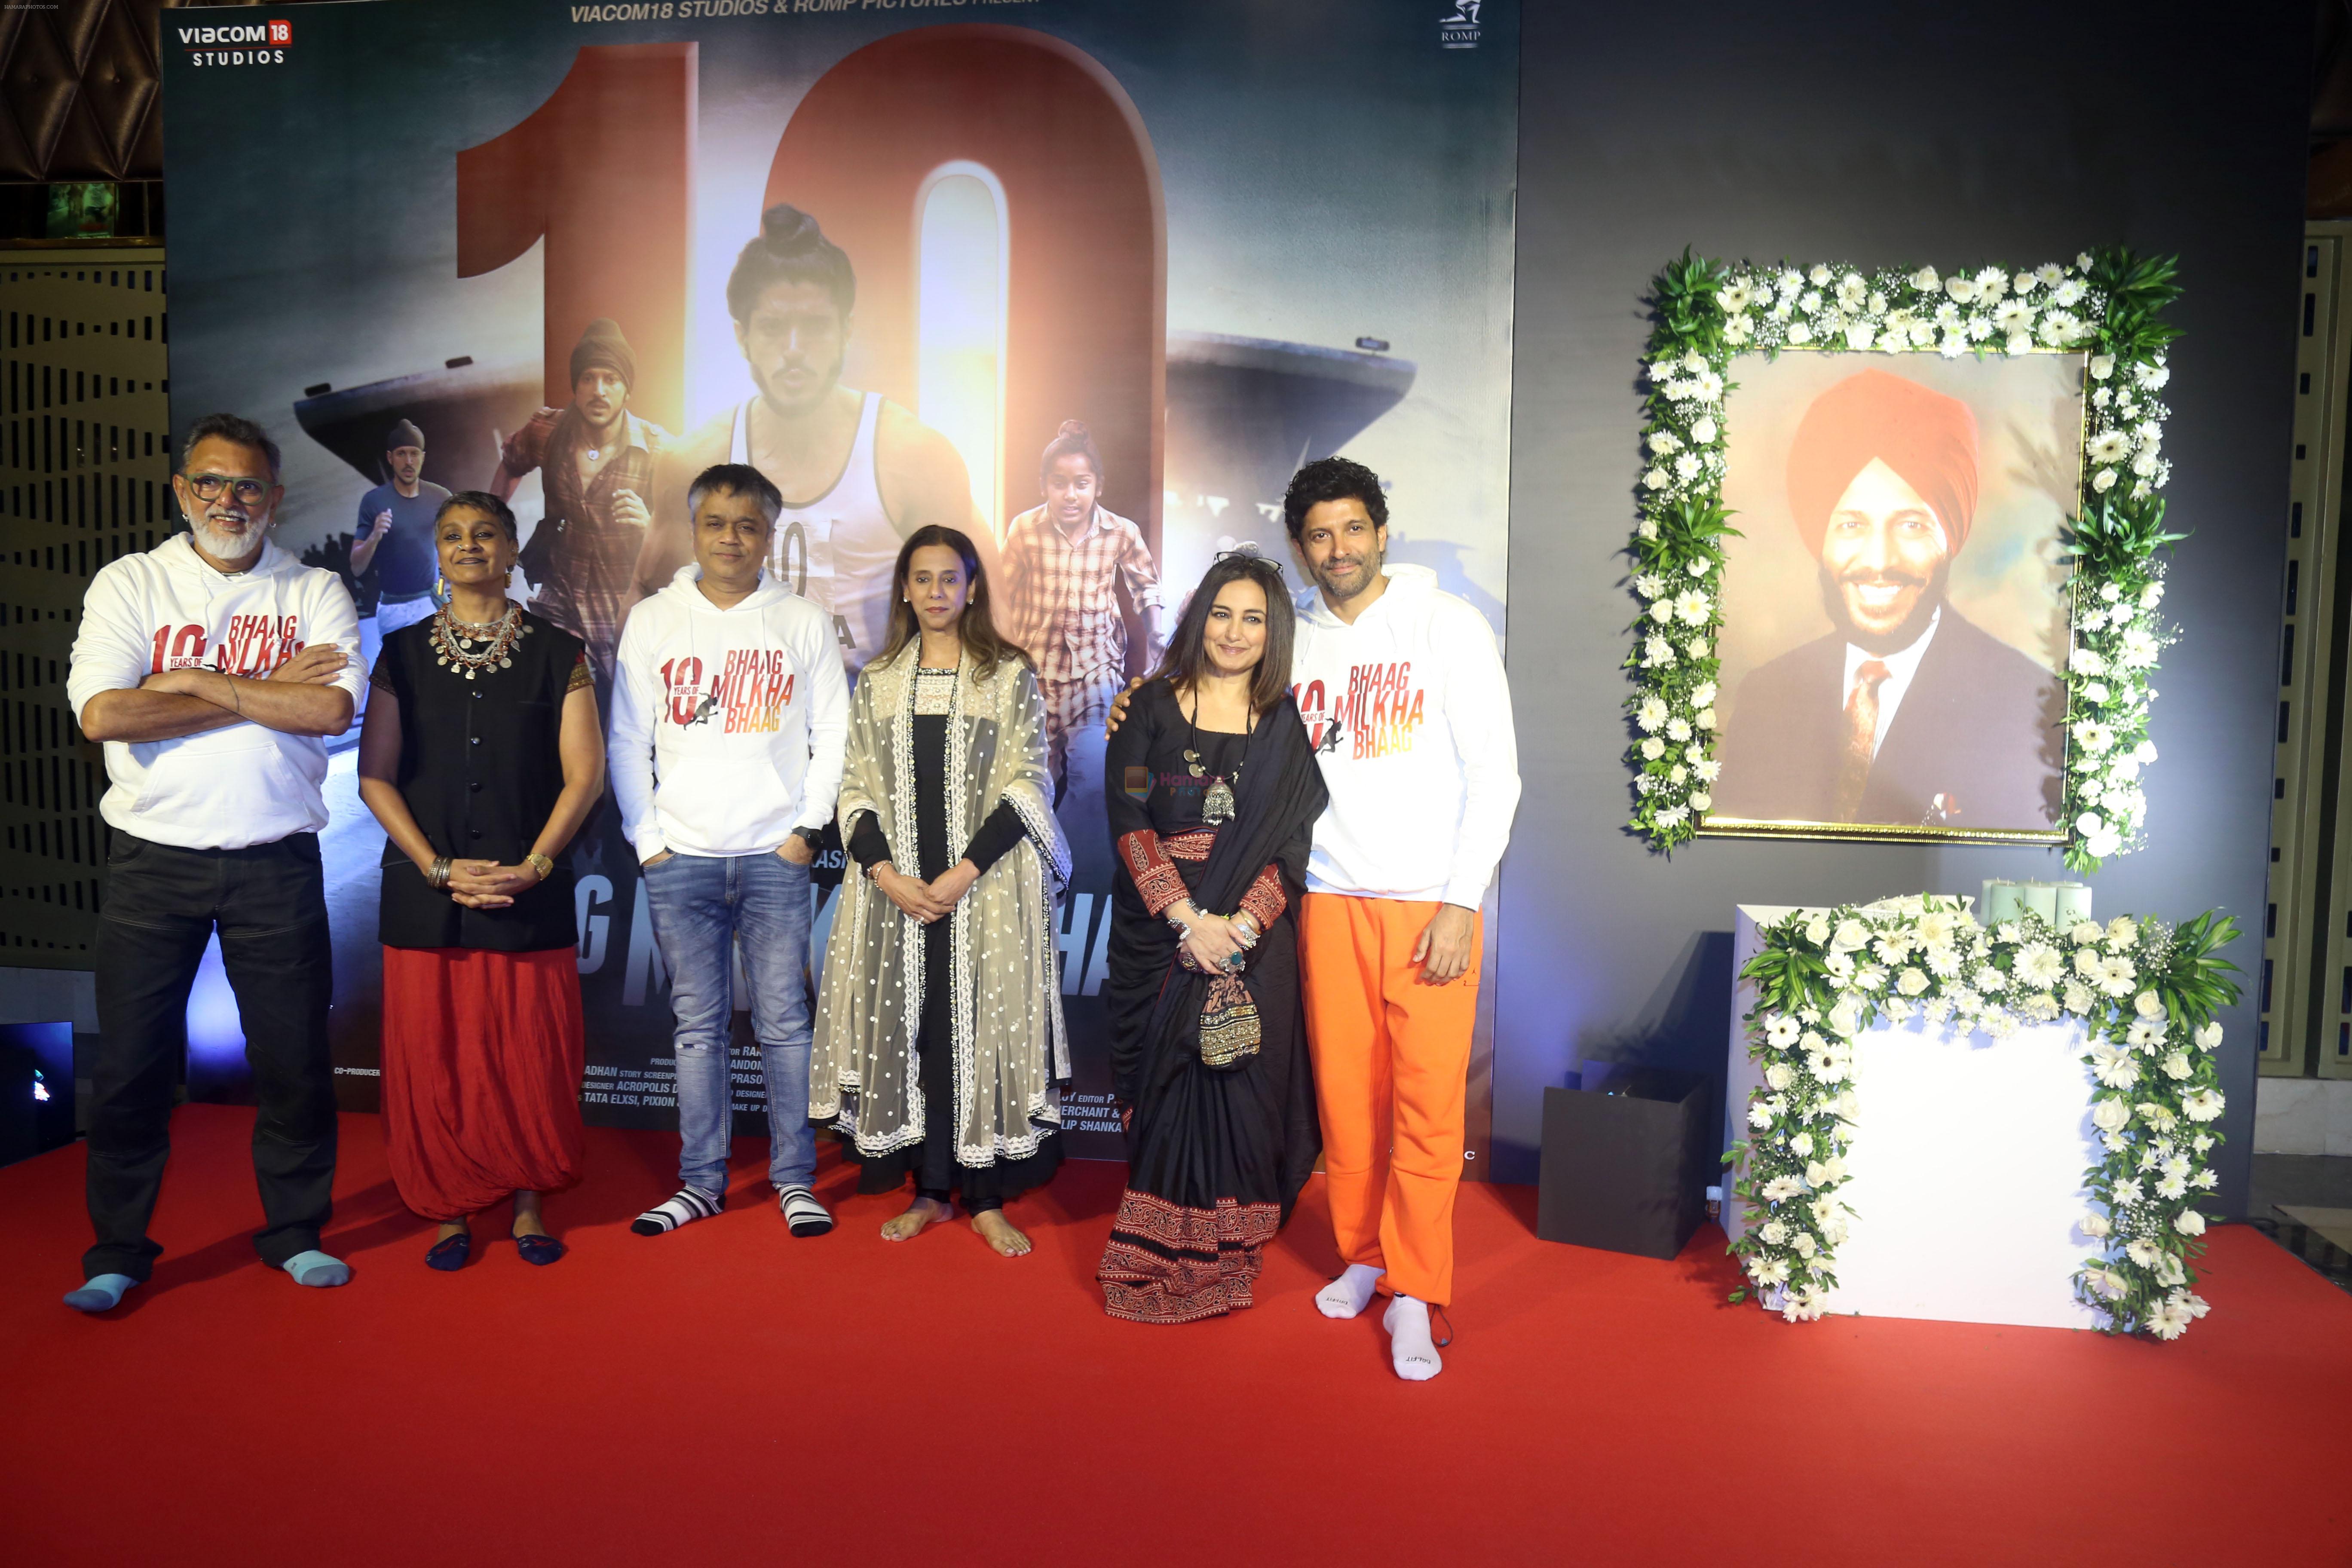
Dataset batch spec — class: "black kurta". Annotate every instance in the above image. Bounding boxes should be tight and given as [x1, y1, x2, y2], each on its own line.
[842, 665, 1059, 1210]
[373, 607, 583, 952]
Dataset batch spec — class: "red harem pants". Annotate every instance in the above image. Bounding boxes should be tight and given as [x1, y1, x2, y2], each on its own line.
[381, 945, 586, 1222]
[1298, 893, 1480, 1307]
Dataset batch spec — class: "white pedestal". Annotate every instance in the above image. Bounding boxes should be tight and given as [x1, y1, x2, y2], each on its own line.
[1725, 906, 2102, 1331]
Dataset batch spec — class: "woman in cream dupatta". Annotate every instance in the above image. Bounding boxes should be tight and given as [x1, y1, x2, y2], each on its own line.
[813, 526, 1072, 1256]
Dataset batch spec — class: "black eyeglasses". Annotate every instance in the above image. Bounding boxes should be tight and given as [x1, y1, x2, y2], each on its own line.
[185, 474, 273, 505]
[1216, 544, 1283, 573]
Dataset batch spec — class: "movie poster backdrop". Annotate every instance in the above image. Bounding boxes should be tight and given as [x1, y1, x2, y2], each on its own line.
[161, 0, 1519, 1164]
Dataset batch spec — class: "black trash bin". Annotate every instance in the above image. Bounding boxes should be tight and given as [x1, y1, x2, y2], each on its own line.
[1536, 1065, 1714, 1260]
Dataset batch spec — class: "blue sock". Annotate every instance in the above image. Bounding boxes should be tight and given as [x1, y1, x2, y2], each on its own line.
[63, 1274, 139, 1313]
[280, 1250, 351, 1288]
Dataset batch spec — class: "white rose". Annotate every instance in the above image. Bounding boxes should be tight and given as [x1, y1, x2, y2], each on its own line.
[1945, 276, 1976, 303]
[1640, 737, 1666, 761]
[1695, 707, 1719, 731]
[2134, 989, 2164, 1019]
[2090, 1099, 2131, 1133]
[1909, 266, 1940, 290]
[1690, 415, 1718, 444]
[1896, 967, 1929, 997]
[2193, 1021, 2222, 1051]
[2079, 1212, 2113, 1239]
[2175, 1209, 2206, 1236]
[2092, 468, 2119, 493]
[1642, 467, 1669, 491]
[1758, 1219, 1788, 1245]
[1829, 919, 1870, 953]
[2090, 353, 2116, 381]
[1787, 320, 1813, 345]
[1803, 916, 1831, 945]
[2161, 1051, 2193, 1081]
[1688, 790, 1713, 814]
[1764, 1063, 1795, 1090]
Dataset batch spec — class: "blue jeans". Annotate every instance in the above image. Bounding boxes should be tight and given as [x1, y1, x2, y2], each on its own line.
[640, 850, 817, 1194]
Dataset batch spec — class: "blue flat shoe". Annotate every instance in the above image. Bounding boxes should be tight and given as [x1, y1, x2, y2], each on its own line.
[514, 1232, 566, 1266]
[424, 1232, 471, 1271]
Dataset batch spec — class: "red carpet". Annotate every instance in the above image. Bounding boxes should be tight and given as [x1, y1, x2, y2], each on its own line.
[3, 1106, 2347, 1567]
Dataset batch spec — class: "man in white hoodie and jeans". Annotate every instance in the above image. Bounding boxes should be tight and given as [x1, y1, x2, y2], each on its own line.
[64, 413, 364, 1311]
[611, 463, 850, 1239]
[1283, 457, 1519, 1381]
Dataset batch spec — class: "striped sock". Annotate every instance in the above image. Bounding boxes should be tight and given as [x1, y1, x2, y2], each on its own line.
[779, 1185, 833, 1238]
[630, 1186, 724, 1236]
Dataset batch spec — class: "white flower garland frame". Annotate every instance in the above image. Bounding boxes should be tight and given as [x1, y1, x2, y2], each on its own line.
[1626, 252, 2184, 873]
[1731, 895, 2239, 1339]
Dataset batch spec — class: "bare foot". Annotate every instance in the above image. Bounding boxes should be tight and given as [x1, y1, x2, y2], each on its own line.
[881, 1196, 952, 1241]
[435, 1220, 467, 1244]
[511, 1190, 549, 1239]
[971, 1210, 1032, 1257]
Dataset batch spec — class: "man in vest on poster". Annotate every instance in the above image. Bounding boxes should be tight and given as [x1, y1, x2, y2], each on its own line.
[609, 463, 850, 1243]
[61, 413, 364, 1313]
[636, 204, 998, 682]
[1106, 456, 1519, 1381]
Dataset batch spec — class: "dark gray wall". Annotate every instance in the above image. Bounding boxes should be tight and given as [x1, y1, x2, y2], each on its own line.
[1495, 1, 2311, 1219]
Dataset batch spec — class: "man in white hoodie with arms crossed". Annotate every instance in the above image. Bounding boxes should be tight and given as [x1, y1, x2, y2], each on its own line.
[612, 463, 850, 1240]
[64, 413, 364, 1311]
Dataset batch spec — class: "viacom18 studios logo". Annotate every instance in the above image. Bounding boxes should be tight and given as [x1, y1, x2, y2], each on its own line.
[181, 17, 291, 67]
[1438, 0, 1481, 49]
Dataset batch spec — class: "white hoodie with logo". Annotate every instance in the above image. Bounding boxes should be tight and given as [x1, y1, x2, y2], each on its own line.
[1290, 564, 1520, 909]
[609, 564, 850, 860]
[67, 533, 362, 851]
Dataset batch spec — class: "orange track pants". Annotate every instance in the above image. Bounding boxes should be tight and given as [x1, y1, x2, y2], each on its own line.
[1299, 892, 1480, 1308]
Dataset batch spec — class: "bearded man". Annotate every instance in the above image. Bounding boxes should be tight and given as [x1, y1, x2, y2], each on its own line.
[1712, 369, 2063, 830]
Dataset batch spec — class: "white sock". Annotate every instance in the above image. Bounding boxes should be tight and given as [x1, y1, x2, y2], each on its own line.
[1315, 1263, 1383, 1320]
[62, 1273, 139, 1313]
[280, 1250, 351, 1289]
[1383, 1295, 1443, 1381]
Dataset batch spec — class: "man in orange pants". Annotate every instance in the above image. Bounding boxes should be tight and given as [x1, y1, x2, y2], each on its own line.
[1285, 458, 1519, 1381]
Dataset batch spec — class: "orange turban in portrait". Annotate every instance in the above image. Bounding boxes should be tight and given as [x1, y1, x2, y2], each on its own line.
[1785, 369, 1980, 559]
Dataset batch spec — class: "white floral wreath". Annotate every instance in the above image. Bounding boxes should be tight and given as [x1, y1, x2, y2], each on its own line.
[1732, 894, 2238, 1339]
[1626, 251, 2185, 872]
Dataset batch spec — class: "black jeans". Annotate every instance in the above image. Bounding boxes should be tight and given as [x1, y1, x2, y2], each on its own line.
[85, 830, 337, 1280]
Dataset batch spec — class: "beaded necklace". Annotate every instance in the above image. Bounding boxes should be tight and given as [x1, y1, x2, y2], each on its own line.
[429, 601, 530, 680]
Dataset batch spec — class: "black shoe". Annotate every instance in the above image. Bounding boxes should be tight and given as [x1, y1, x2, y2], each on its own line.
[514, 1232, 567, 1266]
[425, 1232, 471, 1271]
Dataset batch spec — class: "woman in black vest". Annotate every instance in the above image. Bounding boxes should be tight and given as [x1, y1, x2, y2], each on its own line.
[357, 491, 605, 1269]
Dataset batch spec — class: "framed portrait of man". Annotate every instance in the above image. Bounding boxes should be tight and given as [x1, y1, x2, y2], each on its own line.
[1703, 352, 2083, 842]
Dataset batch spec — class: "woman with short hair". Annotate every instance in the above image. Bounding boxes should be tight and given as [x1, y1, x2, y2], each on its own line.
[812, 525, 1071, 1257]
[357, 491, 605, 1269]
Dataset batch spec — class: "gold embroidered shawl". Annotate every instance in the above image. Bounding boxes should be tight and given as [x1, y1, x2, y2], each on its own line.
[811, 642, 1071, 1164]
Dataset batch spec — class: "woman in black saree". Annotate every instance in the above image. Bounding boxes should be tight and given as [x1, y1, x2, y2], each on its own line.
[1097, 551, 1328, 1323]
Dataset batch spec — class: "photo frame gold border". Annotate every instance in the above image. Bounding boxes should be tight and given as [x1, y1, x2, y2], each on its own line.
[1693, 342, 2089, 848]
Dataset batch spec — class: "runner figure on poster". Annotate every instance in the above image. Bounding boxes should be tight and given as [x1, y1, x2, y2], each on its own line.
[639, 205, 999, 682]
[492, 317, 672, 698]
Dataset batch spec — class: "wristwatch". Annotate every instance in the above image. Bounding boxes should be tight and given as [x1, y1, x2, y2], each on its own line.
[791, 826, 826, 852]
